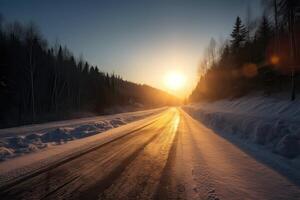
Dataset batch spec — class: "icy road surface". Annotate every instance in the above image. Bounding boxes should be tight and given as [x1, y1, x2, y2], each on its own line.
[0, 108, 299, 200]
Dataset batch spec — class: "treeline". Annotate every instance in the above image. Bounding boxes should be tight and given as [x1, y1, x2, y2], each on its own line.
[0, 17, 179, 128]
[190, 0, 300, 102]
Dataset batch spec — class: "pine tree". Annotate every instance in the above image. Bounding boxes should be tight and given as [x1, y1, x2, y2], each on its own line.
[83, 62, 89, 75]
[230, 16, 247, 51]
[0, 17, 180, 127]
[255, 15, 273, 61]
[219, 44, 231, 67]
[257, 16, 272, 45]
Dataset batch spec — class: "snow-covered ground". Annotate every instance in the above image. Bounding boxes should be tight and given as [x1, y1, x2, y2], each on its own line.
[184, 96, 300, 160]
[0, 108, 165, 162]
[1, 108, 300, 199]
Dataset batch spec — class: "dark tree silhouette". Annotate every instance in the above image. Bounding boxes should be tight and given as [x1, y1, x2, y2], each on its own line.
[230, 17, 247, 52]
[189, 4, 300, 102]
[0, 18, 179, 128]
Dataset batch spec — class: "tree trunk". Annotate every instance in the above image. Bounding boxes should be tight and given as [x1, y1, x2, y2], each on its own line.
[289, 4, 296, 101]
[274, 0, 279, 52]
[30, 70, 36, 120]
[29, 43, 36, 121]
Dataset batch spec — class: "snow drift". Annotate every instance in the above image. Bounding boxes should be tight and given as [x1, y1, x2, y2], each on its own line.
[0, 110, 162, 161]
[184, 96, 300, 159]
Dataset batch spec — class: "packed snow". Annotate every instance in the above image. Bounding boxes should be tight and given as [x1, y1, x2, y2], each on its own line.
[0, 108, 165, 161]
[184, 96, 300, 160]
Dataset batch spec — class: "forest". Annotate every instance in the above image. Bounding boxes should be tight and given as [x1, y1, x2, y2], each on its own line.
[0, 16, 179, 128]
[189, 0, 300, 102]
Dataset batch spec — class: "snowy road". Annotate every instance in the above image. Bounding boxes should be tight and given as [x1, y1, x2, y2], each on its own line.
[0, 108, 299, 200]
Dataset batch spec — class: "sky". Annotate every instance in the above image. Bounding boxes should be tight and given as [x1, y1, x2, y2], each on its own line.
[0, 0, 262, 98]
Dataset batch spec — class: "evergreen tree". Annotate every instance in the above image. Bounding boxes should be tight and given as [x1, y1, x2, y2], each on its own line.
[257, 16, 272, 47]
[190, 10, 300, 102]
[254, 15, 273, 62]
[230, 16, 247, 51]
[0, 17, 179, 128]
[219, 44, 231, 67]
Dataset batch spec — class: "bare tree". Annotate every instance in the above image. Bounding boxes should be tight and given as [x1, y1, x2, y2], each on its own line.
[261, 0, 280, 52]
[262, 0, 299, 100]
[25, 22, 41, 121]
[207, 37, 217, 67]
[245, 3, 256, 41]
[277, 0, 299, 100]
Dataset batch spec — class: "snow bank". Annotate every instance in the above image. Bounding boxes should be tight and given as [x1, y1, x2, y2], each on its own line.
[184, 96, 300, 159]
[0, 109, 162, 161]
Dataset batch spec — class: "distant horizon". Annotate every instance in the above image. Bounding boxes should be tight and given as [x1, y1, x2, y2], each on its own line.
[0, 0, 262, 98]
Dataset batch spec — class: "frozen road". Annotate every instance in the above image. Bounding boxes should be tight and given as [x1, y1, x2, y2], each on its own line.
[0, 108, 299, 200]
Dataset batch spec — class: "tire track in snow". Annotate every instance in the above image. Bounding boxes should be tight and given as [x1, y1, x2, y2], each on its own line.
[98, 110, 180, 200]
[183, 111, 220, 200]
[0, 110, 175, 200]
[0, 117, 160, 194]
[154, 113, 185, 200]
[155, 109, 220, 200]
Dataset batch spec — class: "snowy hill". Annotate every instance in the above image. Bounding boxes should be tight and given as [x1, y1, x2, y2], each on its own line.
[184, 96, 300, 159]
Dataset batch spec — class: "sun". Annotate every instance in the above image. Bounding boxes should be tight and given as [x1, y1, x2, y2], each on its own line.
[164, 71, 186, 91]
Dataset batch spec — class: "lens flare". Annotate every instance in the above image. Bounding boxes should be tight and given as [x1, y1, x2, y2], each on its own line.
[270, 55, 280, 65]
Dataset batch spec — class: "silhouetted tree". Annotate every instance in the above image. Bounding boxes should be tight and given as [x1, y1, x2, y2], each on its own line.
[0, 17, 180, 128]
[230, 17, 247, 52]
[277, 0, 299, 100]
[190, 6, 300, 103]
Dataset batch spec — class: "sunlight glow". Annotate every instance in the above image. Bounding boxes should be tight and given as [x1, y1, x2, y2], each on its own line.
[164, 71, 186, 91]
